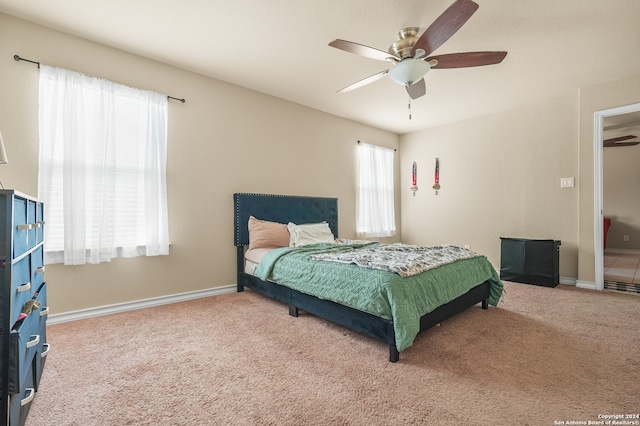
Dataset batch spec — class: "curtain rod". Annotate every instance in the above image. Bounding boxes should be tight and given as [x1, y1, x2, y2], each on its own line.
[14, 54, 186, 103]
[357, 140, 397, 152]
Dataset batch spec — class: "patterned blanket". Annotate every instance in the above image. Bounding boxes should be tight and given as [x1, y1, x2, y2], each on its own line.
[310, 243, 482, 278]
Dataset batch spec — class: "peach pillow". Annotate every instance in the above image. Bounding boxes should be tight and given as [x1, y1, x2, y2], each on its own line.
[248, 216, 290, 250]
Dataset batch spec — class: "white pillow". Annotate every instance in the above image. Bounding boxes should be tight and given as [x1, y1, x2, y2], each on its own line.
[287, 222, 335, 247]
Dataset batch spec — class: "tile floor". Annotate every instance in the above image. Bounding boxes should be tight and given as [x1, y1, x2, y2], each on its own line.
[604, 251, 640, 293]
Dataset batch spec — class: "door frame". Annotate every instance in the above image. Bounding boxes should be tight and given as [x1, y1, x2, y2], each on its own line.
[593, 102, 640, 291]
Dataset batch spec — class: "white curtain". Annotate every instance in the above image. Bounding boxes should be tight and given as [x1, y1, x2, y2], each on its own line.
[38, 65, 170, 265]
[357, 142, 396, 238]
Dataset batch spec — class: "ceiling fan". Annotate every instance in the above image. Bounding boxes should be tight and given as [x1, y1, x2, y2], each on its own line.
[328, 0, 507, 100]
[603, 135, 640, 148]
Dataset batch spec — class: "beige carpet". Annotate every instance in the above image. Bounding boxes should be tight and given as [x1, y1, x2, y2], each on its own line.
[25, 282, 640, 425]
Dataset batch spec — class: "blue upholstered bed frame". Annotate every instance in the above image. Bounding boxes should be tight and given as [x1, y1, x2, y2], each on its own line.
[233, 193, 490, 362]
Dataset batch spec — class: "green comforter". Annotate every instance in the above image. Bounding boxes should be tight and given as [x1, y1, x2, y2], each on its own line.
[255, 243, 503, 351]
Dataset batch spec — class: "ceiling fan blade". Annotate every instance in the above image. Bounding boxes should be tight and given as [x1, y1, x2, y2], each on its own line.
[604, 135, 637, 144]
[411, 0, 479, 57]
[337, 69, 390, 93]
[405, 79, 426, 99]
[329, 39, 399, 62]
[603, 135, 638, 147]
[604, 141, 639, 147]
[428, 51, 507, 68]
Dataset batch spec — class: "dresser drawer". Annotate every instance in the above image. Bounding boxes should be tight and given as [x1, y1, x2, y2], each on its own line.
[35, 203, 44, 245]
[11, 197, 43, 260]
[30, 246, 45, 291]
[35, 343, 50, 392]
[33, 283, 49, 390]
[8, 285, 47, 395]
[26, 200, 37, 252]
[33, 283, 48, 351]
[10, 249, 44, 326]
[12, 196, 29, 259]
[10, 256, 33, 326]
[8, 361, 35, 426]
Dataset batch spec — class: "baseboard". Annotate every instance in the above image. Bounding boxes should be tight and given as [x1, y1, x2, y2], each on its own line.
[48, 285, 237, 325]
[47, 275, 581, 325]
[605, 248, 640, 255]
[576, 281, 597, 290]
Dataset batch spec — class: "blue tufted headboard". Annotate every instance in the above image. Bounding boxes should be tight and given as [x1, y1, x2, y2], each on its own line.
[234, 193, 338, 247]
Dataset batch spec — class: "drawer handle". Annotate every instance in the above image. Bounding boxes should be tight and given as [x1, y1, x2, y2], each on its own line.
[35, 266, 46, 274]
[26, 334, 40, 349]
[40, 306, 50, 317]
[17, 282, 31, 293]
[16, 224, 33, 231]
[41, 343, 51, 358]
[21, 388, 35, 407]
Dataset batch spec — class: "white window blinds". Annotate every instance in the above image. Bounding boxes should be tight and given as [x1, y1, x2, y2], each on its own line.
[38, 65, 170, 265]
[356, 142, 396, 238]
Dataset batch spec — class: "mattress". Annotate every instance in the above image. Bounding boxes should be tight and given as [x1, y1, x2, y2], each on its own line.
[244, 247, 273, 275]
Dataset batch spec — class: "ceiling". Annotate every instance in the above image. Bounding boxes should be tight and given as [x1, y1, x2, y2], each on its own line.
[1, 0, 639, 135]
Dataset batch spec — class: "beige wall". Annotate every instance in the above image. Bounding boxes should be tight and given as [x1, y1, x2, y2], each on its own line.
[400, 94, 580, 279]
[578, 75, 640, 283]
[603, 145, 640, 251]
[0, 14, 400, 315]
[398, 73, 640, 285]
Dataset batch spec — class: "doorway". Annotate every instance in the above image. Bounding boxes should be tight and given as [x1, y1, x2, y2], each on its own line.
[594, 103, 640, 292]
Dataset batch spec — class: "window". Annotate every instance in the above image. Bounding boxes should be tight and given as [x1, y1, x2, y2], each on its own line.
[356, 142, 396, 237]
[38, 65, 169, 265]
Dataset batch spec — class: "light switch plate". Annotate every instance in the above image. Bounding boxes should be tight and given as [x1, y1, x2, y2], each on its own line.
[560, 177, 575, 188]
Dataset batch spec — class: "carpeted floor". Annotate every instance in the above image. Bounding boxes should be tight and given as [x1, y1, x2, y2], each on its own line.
[25, 281, 640, 426]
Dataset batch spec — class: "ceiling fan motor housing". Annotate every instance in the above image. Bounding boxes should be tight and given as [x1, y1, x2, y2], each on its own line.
[388, 27, 420, 59]
[387, 27, 431, 87]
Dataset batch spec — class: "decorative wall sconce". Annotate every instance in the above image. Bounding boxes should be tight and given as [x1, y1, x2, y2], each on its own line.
[433, 157, 440, 195]
[411, 161, 418, 196]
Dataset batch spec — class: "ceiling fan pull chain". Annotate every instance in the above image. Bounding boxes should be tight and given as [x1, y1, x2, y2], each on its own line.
[408, 95, 412, 120]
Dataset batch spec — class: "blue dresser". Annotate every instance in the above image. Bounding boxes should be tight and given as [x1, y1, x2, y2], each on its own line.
[0, 190, 49, 426]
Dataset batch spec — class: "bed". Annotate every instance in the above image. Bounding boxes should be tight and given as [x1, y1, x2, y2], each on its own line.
[234, 193, 503, 362]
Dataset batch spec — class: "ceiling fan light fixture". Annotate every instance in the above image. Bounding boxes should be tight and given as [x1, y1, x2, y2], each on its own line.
[387, 59, 431, 87]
